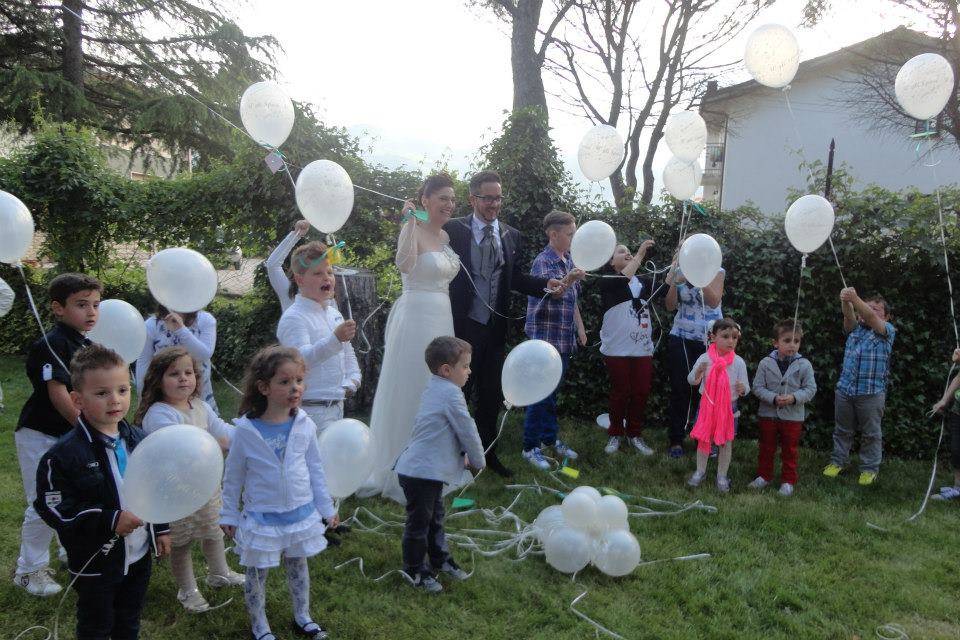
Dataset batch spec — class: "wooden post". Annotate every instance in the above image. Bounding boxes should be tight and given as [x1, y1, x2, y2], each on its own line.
[334, 267, 381, 413]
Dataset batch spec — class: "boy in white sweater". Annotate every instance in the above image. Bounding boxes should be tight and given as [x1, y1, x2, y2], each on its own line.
[277, 241, 360, 437]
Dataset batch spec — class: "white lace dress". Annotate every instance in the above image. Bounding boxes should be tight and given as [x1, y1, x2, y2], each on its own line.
[360, 246, 471, 503]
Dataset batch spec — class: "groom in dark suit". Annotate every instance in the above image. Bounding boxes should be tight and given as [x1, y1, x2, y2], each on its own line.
[445, 171, 563, 477]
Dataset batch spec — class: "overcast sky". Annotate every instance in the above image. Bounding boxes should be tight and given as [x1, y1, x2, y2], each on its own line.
[234, 0, 926, 196]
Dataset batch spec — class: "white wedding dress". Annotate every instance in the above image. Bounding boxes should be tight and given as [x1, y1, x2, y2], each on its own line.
[360, 246, 472, 503]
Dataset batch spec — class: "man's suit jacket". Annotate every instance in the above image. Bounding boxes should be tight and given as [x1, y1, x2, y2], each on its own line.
[445, 214, 548, 341]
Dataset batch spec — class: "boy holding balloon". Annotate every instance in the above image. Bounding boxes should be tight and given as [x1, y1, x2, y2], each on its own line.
[522, 211, 586, 470]
[13, 273, 101, 597]
[35, 344, 171, 640]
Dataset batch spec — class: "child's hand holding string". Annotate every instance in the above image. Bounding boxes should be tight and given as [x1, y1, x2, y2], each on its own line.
[221, 525, 236, 538]
[163, 312, 185, 332]
[734, 381, 746, 396]
[334, 320, 357, 342]
[294, 219, 311, 237]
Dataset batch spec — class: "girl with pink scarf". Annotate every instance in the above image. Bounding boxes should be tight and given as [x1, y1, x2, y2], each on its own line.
[686, 319, 749, 492]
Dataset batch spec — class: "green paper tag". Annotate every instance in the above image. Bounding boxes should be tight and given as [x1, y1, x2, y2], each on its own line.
[560, 466, 580, 479]
[404, 209, 430, 222]
[452, 497, 475, 509]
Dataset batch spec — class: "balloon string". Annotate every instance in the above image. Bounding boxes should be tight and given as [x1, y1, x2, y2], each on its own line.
[782, 86, 817, 187]
[16, 264, 70, 374]
[792, 254, 806, 334]
[210, 361, 243, 396]
[876, 624, 909, 640]
[827, 237, 848, 289]
[923, 142, 960, 349]
[569, 585, 626, 640]
[456, 408, 512, 497]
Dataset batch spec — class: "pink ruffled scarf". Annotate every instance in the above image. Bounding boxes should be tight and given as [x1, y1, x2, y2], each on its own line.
[690, 343, 736, 453]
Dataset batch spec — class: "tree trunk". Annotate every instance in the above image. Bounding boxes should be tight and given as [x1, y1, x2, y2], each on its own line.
[511, 0, 548, 113]
[334, 267, 381, 413]
[61, 0, 84, 96]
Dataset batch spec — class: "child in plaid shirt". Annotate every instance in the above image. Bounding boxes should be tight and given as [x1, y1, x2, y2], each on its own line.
[521, 210, 586, 470]
[823, 288, 895, 486]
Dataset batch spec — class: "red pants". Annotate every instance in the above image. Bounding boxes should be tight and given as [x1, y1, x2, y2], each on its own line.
[757, 417, 803, 484]
[603, 356, 652, 437]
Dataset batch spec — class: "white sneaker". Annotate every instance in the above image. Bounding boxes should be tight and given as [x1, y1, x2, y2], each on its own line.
[14, 568, 63, 597]
[778, 483, 794, 497]
[551, 440, 579, 460]
[747, 476, 769, 490]
[206, 569, 246, 587]
[522, 447, 551, 470]
[177, 588, 211, 613]
[629, 437, 654, 456]
[687, 471, 705, 487]
[716, 476, 731, 493]
[604, 436, 621, 454]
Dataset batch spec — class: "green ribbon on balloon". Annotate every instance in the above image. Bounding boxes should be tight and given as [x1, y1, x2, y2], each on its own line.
[688, 200, 707, 216]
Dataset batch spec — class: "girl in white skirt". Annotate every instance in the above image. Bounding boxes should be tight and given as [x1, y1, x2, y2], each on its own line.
[135, 346, 244, 613]
[221, 345, 339, 640]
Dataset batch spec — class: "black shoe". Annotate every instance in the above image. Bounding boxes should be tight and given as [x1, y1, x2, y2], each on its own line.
[252, 633, 278, 640]
[487, 456, 514, 478]
[333, 523, 351, 534]
[291, 619, 328, 638]
[324, 531, 341, 547]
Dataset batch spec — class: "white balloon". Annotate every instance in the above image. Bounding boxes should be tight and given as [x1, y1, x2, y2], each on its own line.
[678, 233, 722, 288]
[664, 111, 707, 162]
[533, 505, 566, 544]
[571, 486, 602, 503]
[785, 194, 835, 254]
[295, 159, 355, 233]
[501, 340, 563, 407]
[895, 53, 955, 121]
[122, 425, 224, 523]
[662, 157, 702, 201]
[0, 190, 35, 265]
[544, 527, 592, 574]
[240, 81, 296, 148]
[86, 300, 146, 364]
[0, 276, 14, 317]
[146, 247, 218, 313]
[593, 529, 641, 577]
[578, 125, 625, 181]
[561, 491, 598, 531]
[596, 413, 610, 430]
[318, 418, 373, 498]
[595, 495, 629, 532]
[744, 24, 800, 89]
[570, 220, 617, 271]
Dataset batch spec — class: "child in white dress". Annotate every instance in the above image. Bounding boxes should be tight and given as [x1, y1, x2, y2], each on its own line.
[221, 345, 339, 640]
[135, 346, 243, 612]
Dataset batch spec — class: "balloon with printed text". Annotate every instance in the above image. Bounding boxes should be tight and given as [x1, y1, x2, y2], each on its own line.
[501, 340, 563, 407]
[664, 111, 707, 162]
[240, 81, 296, 148]
[895, 53, 955, 121]
[785, 194, 835, 254]
[0, 190, 35, 265]
[571, 220, 617, 271]
[678, 233, 722, 288]
[744, 24, 800, 89]
[122, 425, 224, 523]
[146, 247, 218, 313]
[577, 125, 625, 181]
[86, 299, 147, 364]
[295, 159, 355, 233]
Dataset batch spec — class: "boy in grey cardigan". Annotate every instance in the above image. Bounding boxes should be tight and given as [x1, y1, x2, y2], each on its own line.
[748, 319, 817, 497]
[394, 336, 486, 593]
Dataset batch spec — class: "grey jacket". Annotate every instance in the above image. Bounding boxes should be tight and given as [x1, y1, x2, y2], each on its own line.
[394, 376, 486, 485]
[752, 354, 817, 421]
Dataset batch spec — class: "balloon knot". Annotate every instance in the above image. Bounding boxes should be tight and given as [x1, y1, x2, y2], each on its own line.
[781, 84, 792, 92]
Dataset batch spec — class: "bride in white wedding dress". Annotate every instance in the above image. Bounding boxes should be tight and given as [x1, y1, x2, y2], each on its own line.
[359, 174, 472, 503]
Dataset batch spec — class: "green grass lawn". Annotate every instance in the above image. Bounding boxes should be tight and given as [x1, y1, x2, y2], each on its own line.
[0, 353, 958, 639]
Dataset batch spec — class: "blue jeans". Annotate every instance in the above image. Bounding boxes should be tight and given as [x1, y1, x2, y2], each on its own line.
[523, 354, 570, 451]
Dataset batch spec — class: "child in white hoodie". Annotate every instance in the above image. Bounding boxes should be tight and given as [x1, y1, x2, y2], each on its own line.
[221, 345, 339, 640]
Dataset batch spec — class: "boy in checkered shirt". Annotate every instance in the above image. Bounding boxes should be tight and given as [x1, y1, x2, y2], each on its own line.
[521, 210, 586, 470]
[823, 288, 895, 486]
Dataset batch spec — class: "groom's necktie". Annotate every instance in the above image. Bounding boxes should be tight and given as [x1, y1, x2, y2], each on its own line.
[480, 224, 498, 281]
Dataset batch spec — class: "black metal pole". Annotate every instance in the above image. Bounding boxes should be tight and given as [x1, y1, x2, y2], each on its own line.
[824, 138, 836, 200]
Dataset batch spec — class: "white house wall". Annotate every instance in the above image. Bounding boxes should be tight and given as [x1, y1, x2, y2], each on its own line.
[716, 67, 960, 214]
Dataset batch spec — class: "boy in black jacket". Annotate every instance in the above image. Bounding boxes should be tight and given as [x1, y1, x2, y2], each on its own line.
[35, 344, 170, 640]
